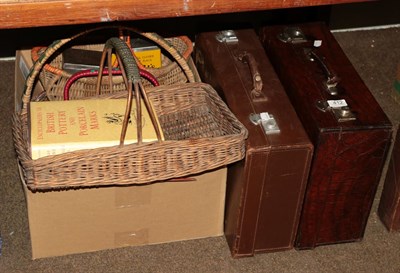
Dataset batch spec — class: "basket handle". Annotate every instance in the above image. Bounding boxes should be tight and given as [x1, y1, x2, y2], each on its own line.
[30, 35, 193, 77]
[21, 25, 195, 112]
[99, 37, 163, 146]
[117, 31, 193, 70]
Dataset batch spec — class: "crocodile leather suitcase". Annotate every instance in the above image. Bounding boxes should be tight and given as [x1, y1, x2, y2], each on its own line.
[378, 129, 400, 232]
[194, 29, 313, 257]
[259, 22, 393, 249]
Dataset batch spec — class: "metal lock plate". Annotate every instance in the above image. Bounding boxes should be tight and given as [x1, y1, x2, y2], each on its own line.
[278, 27, 307, 44]
[331, 107, 356, 122]
[216, 30, 238, 43]
[249, 112, 280, 134]
[316, 100, 356, 122]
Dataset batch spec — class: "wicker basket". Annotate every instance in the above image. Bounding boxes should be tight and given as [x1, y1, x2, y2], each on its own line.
[13, 35, 248, 191]
[30, 26, 198, 101]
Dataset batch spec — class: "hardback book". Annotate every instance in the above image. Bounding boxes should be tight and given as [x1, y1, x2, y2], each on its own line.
[29, 98, 163, 159]
[62, 48, 103, 73]
[62, 41, 161, 74]
[131, 38, 162, 69]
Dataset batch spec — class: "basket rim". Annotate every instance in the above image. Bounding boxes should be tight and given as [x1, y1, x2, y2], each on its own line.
[21, 25, 196, 112]
[13, 82, 248, 190]
[31, 35, 193, 79]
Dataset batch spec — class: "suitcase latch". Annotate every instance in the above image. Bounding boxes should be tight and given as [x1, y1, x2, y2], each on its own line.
[249, 112, 280, 134]
[316, 99, 356, 122]
[278, 27, 307, 44]
[216, 30, 238, 43]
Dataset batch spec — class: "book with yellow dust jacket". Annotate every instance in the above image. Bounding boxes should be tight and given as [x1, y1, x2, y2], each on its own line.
[29, 99, 164, 160]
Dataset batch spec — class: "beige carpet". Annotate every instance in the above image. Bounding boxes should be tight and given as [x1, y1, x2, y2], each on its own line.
[1, 26, 400, 273]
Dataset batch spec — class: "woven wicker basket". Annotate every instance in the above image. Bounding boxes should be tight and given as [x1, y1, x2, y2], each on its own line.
[13, 33, 248, 191]
[30, 26, 197, 101]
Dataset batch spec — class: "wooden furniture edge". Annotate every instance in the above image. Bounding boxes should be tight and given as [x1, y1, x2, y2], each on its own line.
[0, 0, 373, 29]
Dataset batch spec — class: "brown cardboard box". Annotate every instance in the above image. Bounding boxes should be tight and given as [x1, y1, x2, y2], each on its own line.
[15, 48, 227, 259]
[20, 168, 226, 259]
[15, 49, 45, 112]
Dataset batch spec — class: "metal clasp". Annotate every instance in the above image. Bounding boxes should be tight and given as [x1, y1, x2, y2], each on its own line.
[316, 100, 356, 122]
[249, 112, 280, 134]
[216, 30, 238, 43]
[278, 27, 308, 44]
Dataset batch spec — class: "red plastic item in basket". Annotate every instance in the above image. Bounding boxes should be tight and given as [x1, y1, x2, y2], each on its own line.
[63, 68, 160, 100]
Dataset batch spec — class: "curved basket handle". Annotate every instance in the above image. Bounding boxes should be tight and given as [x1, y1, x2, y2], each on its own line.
[30, 35, 193, 76]
[98, 37, 163, 146]
[21, 25, 195, 112]
[116, 31, 193, 70]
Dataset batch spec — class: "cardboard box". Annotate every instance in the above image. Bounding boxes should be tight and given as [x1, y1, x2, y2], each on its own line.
[15, 48, 227, 259]
[19, 168, 226, 259]
[15, 49, 45, 112]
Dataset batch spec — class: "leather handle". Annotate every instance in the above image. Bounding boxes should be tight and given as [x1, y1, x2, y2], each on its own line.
[237, 51, 267, 102]
[277, 26, 340, 96]
[304, 48, 340, 96]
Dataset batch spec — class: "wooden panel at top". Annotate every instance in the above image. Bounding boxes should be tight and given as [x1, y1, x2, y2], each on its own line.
[0, 0, 372, 29]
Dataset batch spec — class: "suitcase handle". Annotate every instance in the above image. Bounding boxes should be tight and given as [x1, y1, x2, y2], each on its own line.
[304, 48, 340, 96]
[237, 51, 267, 102]
[278, 26, 340, 96]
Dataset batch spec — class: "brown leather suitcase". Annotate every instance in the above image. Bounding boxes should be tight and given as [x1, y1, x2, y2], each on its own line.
[259, 22, 393, 249]
[378, 128, 400, 231]
[194, 29, 313, 257]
